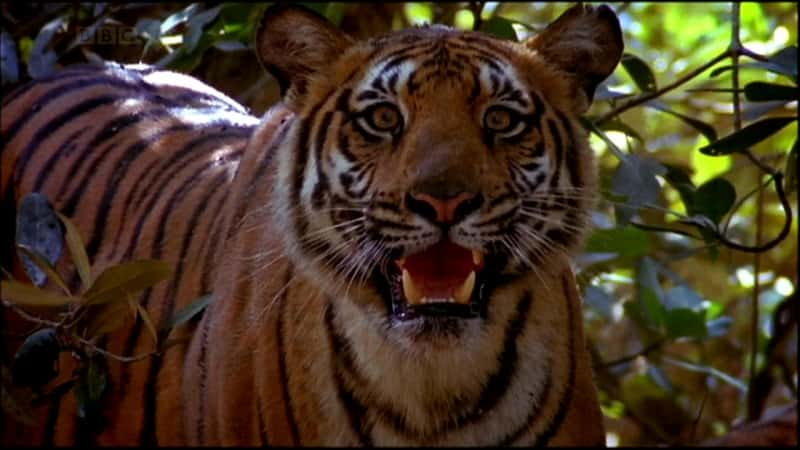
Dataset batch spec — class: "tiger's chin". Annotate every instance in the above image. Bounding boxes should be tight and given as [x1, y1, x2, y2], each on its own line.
[373, 239, 503, 343]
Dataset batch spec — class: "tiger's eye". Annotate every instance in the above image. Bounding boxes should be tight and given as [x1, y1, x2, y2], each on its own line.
[367, 104, 402, 132]
[484, 107, 513, 132]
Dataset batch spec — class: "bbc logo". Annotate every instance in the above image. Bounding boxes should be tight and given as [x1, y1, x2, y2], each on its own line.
[76, 26, 139, 45]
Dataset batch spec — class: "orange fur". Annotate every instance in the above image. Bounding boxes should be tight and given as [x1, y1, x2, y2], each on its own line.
[2, 4, 624, 445]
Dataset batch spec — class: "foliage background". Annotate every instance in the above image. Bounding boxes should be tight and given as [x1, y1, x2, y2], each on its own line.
[1, 2, 797, 446]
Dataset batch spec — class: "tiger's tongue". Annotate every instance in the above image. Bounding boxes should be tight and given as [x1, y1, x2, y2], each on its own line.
[398, 241, 481, 304]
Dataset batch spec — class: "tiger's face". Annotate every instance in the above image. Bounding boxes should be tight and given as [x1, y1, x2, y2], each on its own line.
[259, 5, 623, 346]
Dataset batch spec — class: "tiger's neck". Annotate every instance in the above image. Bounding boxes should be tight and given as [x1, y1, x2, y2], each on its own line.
[275, 264, 579, 446]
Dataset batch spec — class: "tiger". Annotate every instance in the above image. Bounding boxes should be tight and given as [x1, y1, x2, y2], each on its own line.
[1, 3, 624, 446]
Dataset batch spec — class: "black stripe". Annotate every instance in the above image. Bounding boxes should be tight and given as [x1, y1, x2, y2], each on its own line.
[529, 275, 578, 445]
[228, 118, 291, 241]
[83, 124, 192, 257]
[115, 128, 250, 257]
[554, 110, 582, 188]
[326, 289, 535, 441]
[547, 118, 564, 189]
[116, 129, 243, 261]
[195, 304, 212, 444]
[13, 95, 118, 187]
[137, 162, 242, 444]
[276, 266, 301, 445]
[311, 111, 335, 209]
[31, 128, 88, 192]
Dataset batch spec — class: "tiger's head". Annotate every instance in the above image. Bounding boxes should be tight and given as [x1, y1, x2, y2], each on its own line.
[257, 4, 623, 346]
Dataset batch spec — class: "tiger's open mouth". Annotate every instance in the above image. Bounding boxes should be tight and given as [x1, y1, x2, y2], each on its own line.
[379, 240, 491, 321]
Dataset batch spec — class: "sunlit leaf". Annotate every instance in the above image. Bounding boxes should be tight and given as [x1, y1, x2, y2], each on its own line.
[699, 117, 796, 156]
[83, 260, 172, 306]
[744, 82, 798, 102]
[621, 53, 657, 92]
[691, 178, 736, 224]
[12, 328, 60, 387]
[0, 280, 75, 307]
[56, 212, 92, 290]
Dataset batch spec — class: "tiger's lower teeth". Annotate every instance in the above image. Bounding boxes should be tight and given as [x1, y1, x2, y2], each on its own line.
[401, 269, 475, 305]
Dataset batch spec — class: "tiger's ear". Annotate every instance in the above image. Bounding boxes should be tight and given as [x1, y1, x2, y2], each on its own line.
[523, 4, 623, 112]
[256, 4, 354, 102]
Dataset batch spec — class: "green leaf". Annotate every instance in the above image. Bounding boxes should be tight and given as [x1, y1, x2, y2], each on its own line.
[691, 178, 736, 224]
[12, 328, 61, 387]
[637, 258, 665, 331]
[324, 2, 346, 27]
[585, 226, 651, 259]
[83, 259, 172, 307]
[479, 16, 518, 41]
[0, 280, 75, 307]
[663, 285, 705, 310]
[611, 154, 667, 225]
[56, 213, 92, 290]
[744, 82, 798, 102]
[663, 308, 707, 339]
[621, 53, 657, 92]
[76, 355, 108, 432]
[699, 117, 796, 156]
[161, 293, 213, 331]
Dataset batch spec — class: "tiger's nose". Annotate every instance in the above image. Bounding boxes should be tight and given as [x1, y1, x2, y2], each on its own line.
[405, 191, 484, 224]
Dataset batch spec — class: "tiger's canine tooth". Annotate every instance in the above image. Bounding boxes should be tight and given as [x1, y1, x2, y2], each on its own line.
[454, 271, 476, 304]
[472, 250, 484, 267]
[402, 269, 423, 304]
